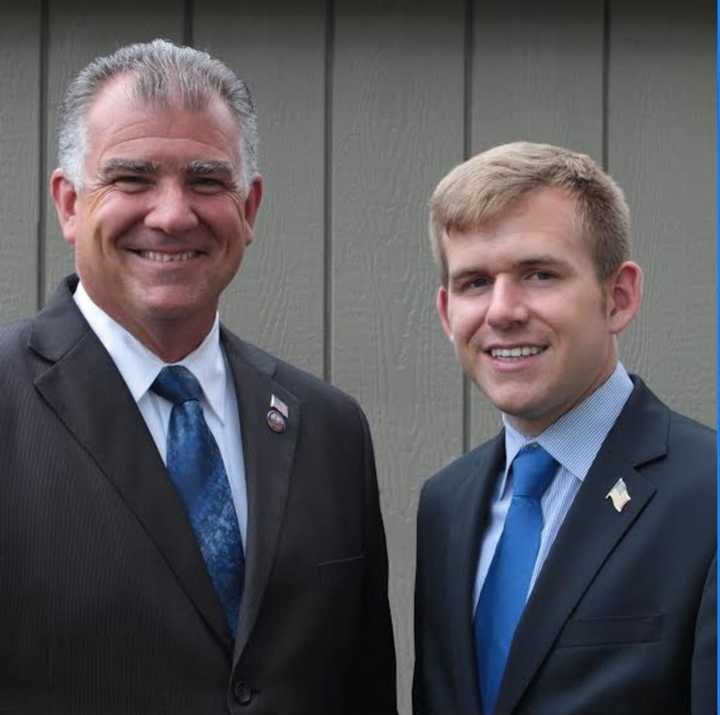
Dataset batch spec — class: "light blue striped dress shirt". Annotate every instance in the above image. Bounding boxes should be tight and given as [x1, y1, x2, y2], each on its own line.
[472, 362, 634, 611]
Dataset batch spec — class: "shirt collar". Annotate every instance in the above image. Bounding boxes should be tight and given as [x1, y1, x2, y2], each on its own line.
[498, 362, 634, 497]
[73, 281, 227, 423]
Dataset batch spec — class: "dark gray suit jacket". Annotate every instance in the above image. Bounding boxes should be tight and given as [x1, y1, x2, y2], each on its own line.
[413, 379, 715, 715]
[0, 276, 397, 715]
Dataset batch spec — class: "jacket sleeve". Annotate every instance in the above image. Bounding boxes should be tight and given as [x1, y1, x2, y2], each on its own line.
[691, 553, 716, 715]
[412, 483, 429, 715]
[347, 402, 398, 715]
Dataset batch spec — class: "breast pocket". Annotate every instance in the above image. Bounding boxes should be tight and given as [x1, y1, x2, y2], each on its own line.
[556, 614, 664, 648]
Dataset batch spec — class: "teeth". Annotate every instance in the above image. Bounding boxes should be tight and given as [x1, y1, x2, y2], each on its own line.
[491, 346, 543, 358]
[138, 250, 198, 263]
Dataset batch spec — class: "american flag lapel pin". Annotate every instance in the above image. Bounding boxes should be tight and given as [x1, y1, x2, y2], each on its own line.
[266, 394, 289, 433]
[606, 477, 631, 513]
[270, 394, 289, 418]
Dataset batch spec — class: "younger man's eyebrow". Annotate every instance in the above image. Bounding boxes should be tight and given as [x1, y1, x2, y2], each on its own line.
[448, 267, 488, 285]
[447, 255, 570, 285]
[514, 255, 570, 270]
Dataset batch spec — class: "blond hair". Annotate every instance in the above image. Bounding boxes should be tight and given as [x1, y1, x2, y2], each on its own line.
[429, 142, 630, 285]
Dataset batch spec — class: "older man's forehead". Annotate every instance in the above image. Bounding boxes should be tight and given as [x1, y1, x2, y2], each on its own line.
[83, 80, 242, 166]
[87, 74, 238, 131]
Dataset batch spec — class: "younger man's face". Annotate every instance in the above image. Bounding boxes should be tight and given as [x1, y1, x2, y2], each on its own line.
[437, 187, 624, 436]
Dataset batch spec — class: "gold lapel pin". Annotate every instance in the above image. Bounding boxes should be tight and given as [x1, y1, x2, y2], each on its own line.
[606, 477, 631, 513]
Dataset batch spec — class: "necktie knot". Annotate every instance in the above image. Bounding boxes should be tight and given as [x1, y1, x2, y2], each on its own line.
[511, 444, 557, 500]
[152, 365, 203, 405]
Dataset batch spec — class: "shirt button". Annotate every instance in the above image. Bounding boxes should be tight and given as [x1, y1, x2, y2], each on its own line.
[233, 680, 253, 705]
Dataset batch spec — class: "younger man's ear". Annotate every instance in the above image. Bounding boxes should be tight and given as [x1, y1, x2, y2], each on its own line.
[436, 286, 453, 341]
[606, 261, 643, 334]
[50, 169, 80, 246]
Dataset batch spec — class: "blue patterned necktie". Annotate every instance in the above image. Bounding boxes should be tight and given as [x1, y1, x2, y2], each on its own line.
[151, 365, 245, 634]
[474, 444, 557, 715]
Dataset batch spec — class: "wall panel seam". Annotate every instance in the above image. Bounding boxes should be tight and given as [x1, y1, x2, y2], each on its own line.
[323, 0, 334, 384]
[183, 0, 194, 47]
[602, 0, 610, 171]
[462, 0, 474, 453]
[37, 0, 49, 310]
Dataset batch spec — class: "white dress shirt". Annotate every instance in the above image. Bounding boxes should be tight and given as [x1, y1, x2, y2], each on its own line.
[473, 362, 634, 611]
[73, 281, 248, 545]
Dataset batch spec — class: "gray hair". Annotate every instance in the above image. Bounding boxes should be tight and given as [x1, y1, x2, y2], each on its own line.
[430, 141, 631, 286]
[57, 38, 258, 191]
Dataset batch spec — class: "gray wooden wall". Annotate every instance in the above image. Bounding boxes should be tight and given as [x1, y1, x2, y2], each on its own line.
[0, 2, 715, 711]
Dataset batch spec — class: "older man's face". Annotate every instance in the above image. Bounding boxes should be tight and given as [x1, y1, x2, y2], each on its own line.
[52, 75, 261, 355]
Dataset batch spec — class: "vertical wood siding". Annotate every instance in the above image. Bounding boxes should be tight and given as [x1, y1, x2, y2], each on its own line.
[333, 3, 466, 695]
[609, 0, 716, 425]
[0, 3, 41, 321]
[0, 2, 714, 712]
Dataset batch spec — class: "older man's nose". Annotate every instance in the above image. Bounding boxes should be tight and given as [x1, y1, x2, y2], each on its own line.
[144, 185, 200, 234]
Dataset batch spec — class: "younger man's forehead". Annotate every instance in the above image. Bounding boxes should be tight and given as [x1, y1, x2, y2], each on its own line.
[443, 187, 582, 241]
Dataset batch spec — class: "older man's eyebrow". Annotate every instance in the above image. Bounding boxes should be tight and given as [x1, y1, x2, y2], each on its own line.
[186, 161, 240, 188]
[186, 160, 236, 178]
[98, 159, 160, 178]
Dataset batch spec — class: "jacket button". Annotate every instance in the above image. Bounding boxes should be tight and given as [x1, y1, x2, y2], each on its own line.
[233, 680, 253, 705]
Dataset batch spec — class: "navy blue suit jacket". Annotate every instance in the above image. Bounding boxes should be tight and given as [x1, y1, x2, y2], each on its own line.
[414, 379, 715, 715]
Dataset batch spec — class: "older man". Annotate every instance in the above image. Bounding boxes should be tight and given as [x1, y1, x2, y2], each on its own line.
[413, 142, 715, 715]
[0, 40, 396, 714]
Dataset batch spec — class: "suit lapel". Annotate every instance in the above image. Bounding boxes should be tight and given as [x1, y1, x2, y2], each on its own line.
[30, 279, 232, 650]
[445, 435, 505, 714]
[495, 382, 667, 715]
[221, 332, 299, 661]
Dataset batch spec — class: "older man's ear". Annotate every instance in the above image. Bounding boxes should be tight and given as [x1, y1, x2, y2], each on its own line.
[51, 169, 80, 245]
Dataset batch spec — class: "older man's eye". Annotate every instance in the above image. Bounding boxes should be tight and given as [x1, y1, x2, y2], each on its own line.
[113, 175, 150, 192]
[191, 178, 227, 194]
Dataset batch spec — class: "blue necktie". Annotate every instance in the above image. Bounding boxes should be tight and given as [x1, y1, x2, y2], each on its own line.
[151, 365, 245, 634]
[474, 444, 557, 714]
